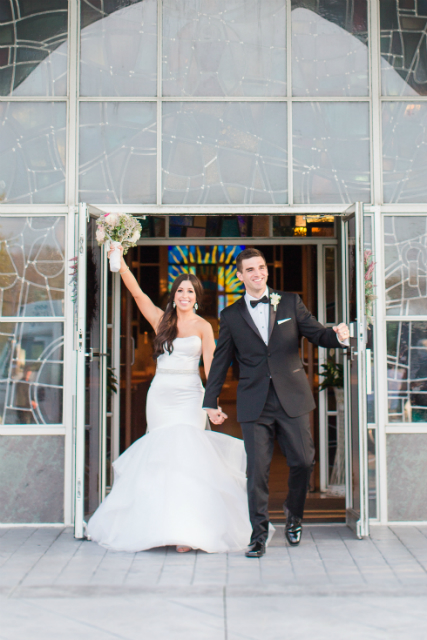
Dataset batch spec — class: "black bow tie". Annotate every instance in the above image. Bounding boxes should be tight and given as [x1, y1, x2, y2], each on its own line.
[250, 295, 269, 308]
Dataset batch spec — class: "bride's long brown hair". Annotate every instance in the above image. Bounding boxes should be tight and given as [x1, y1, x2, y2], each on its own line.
[152, 273, 204, 360]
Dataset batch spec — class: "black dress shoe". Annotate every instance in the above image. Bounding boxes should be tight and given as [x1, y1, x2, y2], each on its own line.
[245, 541, 266, 558]
[285, 512, 302, 546]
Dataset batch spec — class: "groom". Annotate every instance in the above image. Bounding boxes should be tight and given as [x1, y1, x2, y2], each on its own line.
[204, 248, 349, 557]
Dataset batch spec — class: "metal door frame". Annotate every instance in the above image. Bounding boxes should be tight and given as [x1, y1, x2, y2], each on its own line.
[341, 202, 369, 538]
[74, 203, 109, 539]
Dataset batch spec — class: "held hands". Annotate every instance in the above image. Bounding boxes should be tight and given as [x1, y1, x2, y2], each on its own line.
[205, 407, 228, 425]
[333, 323, 350, 343]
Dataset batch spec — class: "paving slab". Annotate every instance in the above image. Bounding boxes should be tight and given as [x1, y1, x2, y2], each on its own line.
[1, 524, 427, 640]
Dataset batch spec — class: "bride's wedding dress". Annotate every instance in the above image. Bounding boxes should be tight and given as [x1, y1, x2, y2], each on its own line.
[87, 336, 252, 553]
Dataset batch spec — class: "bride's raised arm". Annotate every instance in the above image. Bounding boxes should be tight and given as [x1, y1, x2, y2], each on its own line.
[113, 248, 163, 331]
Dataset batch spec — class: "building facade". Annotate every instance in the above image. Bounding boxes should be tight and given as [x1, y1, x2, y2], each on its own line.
[0, 0, 427, 528]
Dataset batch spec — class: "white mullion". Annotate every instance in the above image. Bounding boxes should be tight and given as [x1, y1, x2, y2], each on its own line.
[370, 0, 382, 206]
[157, 0, 162, 205]
[373, 207, 388, 523]
[0, 317, 65, 322]
[287, 0, 293, 205]
[67, 0, 79, 207]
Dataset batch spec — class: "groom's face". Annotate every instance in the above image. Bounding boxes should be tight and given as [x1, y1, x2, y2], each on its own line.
[236, 257, 268, 297]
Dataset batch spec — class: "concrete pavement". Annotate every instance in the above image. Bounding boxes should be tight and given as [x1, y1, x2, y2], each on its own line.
[1, 524, 427, 639]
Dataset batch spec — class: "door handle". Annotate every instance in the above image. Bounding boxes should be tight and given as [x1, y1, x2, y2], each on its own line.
[87, 348, 108, 362]
[301, 336, 309, 366]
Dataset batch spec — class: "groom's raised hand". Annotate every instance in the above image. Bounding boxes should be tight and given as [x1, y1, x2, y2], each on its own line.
[333, 323, 350, 344]
[205, 407, 228, 425]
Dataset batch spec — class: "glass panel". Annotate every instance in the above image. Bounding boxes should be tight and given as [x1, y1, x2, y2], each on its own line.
[162, 0, 287, 97]
[384, 216, 427, 316]
[80, 0, 157, 97]
[0, 216, 65, 317]
[380, 0, 427, 96]
[167, 215, 272, 238]
[0, 0, 68, 96]
[79, 102, 156, 204]
[0, 102, 66, 204]
[368, 427, 377, 518]
[387, 321, 427, 423]
[273, 215, 335, 237]
[325, 246, 336, 324]
[382, 102, 427, 203]
[292, 0, 368, 97]
[139, 217, 166, 238]
[163, 102, 287, 204]
[293, 102, 370, 204]
[0, 321, 63, 424]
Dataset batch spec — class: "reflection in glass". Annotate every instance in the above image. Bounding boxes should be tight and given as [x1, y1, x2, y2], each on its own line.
[0, 0, 68, 96]
[384, 216, 427, 316]
[168, 215, 270, 238]
[163, 102, 287, 204]
[0, 102, 66, 204]
[368, 428, 377, 518]
[163, 0, 286, 97]
[325, 247, 336, 324]
[293, 102, 370, 204]
[79, 102, 157, 204]
[380, 0, 427, 96]
[139, 217, 166, 238]
[80, 0, 157, 97]
[382, 102, 427, 203]
[0, 216, 65, 317]
[387, 321, 427, 422]
[0, 322, 63, 424]
[292, 0, 368, 97]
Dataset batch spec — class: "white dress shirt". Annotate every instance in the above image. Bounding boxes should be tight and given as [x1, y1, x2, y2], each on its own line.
[245, 287, 270, 345]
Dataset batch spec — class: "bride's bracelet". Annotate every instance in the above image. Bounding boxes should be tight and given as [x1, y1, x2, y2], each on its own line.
[119, 266, 130, 275]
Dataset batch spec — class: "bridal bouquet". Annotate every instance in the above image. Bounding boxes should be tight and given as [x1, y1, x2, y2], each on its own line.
[96, 213, 142, 272]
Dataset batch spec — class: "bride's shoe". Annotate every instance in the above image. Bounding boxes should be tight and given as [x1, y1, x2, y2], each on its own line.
[176, 545, 192, 553]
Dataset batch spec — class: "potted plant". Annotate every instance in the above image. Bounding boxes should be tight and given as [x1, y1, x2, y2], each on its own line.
[319, 359, 345, 494]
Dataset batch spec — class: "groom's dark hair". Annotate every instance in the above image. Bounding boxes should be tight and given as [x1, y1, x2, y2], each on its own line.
[236, 248, 267, 273]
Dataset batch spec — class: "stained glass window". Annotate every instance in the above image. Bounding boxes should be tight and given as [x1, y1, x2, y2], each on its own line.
[382, 102, 427, 203]
[0, 321, 63, 424]
[0, 102, 66, 204]
[162, 0, 287, 97]
[380, 0, 427, 96]
[79, 102, 157, 204]
[80, 0, 157, 97]
[293, 102, 370, 204]
[162, 102, 287, 205]
[387, 321, 427, 423]
[0, 0, 68, 96]
[384, 216, 427, 316]
[167, 245, 245, 317]
[292, 0, 368, 97]
[0, 216, 65, 318]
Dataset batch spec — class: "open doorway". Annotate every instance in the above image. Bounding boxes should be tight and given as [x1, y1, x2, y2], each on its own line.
[117, 232, 345, 523]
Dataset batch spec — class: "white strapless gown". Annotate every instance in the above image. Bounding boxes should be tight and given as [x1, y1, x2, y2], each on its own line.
[87, 336, 252, 553]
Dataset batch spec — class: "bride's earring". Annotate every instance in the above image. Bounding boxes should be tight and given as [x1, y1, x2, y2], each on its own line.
[173, 301, 176, 309]
[193, 302, 198, 313]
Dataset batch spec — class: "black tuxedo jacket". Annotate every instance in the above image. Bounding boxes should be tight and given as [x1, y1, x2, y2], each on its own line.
[203, 290, 341, 422]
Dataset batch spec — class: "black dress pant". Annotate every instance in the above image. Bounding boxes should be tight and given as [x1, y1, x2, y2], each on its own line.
[240, 381, 315, 545]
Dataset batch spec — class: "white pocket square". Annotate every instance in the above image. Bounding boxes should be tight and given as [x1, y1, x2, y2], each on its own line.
[277, 318, 291, 325]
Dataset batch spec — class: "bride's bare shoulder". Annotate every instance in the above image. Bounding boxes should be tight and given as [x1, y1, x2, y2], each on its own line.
[196, 316, 215, 337]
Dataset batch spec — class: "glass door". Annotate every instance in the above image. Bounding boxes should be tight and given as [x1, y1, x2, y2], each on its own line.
[74, 203, 108, 539]
[341, 203, 369, 538]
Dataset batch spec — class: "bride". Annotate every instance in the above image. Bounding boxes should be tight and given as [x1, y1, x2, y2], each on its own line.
[87, 250, 252, 553]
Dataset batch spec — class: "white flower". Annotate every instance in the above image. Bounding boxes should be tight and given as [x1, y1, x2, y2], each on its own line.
[104, 212, 119, 227]
[270, 292, 281, 312]
[96, 227, 105, 243]
[131, 230, 140, 243]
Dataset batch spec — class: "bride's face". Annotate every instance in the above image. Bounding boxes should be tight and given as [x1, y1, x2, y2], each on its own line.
[174, 280, 197, 311]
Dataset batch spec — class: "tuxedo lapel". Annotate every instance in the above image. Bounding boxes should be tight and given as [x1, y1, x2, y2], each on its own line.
[268, 295, 277, 342]
[237, 296, 264, 342]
